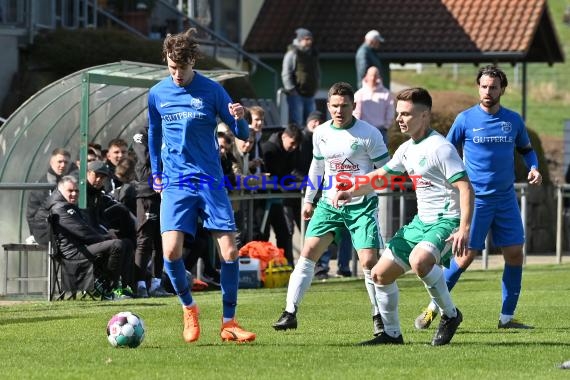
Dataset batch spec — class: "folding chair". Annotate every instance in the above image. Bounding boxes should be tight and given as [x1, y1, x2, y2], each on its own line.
[47, 214, 96, 301]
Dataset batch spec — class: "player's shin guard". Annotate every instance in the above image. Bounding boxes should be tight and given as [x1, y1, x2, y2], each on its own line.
[163, 257, 193, 306]
[501, 264, 522, 316]
[221, 260, 239, 320]
[374, 282, 401, 338]
[420, 265, 457, 318]
[285, 256, 315, 313]
[363, 269, 379, 316]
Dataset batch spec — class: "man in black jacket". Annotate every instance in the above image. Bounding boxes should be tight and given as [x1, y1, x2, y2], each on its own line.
[131, 127, 172, 298]
[27, 148, 75, 244]
[261, 124, 303, 265]
[86, 160, 137, 248]
[47, 175, 134, 299]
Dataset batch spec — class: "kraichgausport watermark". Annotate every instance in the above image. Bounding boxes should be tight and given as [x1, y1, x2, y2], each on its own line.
[149, 172, 422, 192]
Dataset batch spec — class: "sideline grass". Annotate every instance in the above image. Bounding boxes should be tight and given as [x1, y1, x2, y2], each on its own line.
[0, 264, 569, 379]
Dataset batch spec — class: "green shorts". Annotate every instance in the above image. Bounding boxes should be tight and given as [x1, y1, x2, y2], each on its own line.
[385, 215, 459, 271]
[305, 196, 383, 250]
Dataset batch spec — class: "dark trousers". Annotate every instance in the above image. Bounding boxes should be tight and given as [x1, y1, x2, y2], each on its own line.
[86, 238, 133, 289]
[134, 195, 163, 282]
[104, 203, 137, 247]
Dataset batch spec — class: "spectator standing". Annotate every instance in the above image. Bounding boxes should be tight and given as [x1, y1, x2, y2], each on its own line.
[111, 157, 137, 215]
[27, 148, 75, 244]
[105, 138, 129, 191]
[261, 124, 303, 266]
[354, 66, 395, 144]
[245, 106, 265, 175]
[355, 30, 385, 88]
[131, 127, 172, 298]
[281, 28, 321, 126]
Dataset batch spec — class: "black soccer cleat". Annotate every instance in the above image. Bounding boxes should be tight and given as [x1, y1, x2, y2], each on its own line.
[273, 310, 298, 331]
[359, 331, 404, 346]
[432, 308, 463, 346]
[372, 313, 384, 336]
[497, 319, 534, 329]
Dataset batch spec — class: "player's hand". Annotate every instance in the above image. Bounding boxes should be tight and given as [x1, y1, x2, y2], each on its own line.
[302, 202, 315, 220]
[152, 174, 163, 193]
[446, 228, 469, 257]
[228, 102, 244, 120]
[332, 190, 353, 208]
[528, 168, 542, 185]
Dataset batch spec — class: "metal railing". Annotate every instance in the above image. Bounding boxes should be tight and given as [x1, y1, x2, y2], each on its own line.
[0, 181, 567, 296]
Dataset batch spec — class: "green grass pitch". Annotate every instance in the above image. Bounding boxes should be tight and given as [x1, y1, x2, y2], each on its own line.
[0, 264, 568, 379]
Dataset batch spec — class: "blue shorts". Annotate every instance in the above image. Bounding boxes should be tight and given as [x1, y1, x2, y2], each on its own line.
[470, 193, 524, 250]
[160, 181, 236, 237]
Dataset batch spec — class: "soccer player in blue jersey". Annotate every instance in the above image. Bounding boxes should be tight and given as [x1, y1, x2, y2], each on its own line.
[147, 28, 255, 343]
[415, 65, 542, 330]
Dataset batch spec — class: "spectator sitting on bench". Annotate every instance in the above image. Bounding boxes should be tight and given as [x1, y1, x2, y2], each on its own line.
[45, 175, 134, 300]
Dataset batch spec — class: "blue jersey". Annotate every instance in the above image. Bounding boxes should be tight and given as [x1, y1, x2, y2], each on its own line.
[447, 105, 530, 197]
[148, 72, 248, 185]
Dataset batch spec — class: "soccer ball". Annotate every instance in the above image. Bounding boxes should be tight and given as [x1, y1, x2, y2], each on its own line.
[106, 311, 145, 348]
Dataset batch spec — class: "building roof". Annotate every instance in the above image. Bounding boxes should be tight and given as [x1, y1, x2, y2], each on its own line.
[244, 0, 564, 64]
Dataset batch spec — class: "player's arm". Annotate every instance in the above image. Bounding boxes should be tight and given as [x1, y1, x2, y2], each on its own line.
[446, 176, 474, 256]
[147, 92, 163, 192]
[227, 102, 249, 140]
[303, 157, 325, 220]
[516, 144, 542, 185]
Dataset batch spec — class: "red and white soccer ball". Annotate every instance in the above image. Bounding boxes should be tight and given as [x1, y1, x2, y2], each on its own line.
[106, 311, 145, 348]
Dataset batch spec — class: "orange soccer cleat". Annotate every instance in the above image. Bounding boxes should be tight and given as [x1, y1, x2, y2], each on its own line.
[220, 319, 256, 343]
[182, 304, 200, 342]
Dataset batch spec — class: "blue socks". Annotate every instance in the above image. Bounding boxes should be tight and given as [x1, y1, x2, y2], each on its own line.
[221, 260, 239, 319]
[501, 264, 522, 315]
[163, 257, 193, 306]
[443, 258, 465, 292]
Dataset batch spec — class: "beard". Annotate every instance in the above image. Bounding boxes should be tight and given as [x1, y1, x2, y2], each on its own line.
[480, 96, 499, 108]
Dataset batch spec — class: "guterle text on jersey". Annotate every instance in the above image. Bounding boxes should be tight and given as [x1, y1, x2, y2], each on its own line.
[161, 111, 204, 122]
[472, 135, 513, 144]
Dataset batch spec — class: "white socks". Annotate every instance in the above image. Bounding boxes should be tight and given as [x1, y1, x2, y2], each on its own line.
[420, 265, 457, 318]
[285, 256, 316, 314]
[374, 282, 401, 338]
[363, 269, 380, 316]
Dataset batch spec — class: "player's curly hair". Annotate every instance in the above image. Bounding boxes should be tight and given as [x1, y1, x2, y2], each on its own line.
[162, 28, 202, 64]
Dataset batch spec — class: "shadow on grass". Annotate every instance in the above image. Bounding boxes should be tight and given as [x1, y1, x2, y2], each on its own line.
[0, 314, 72, 325]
